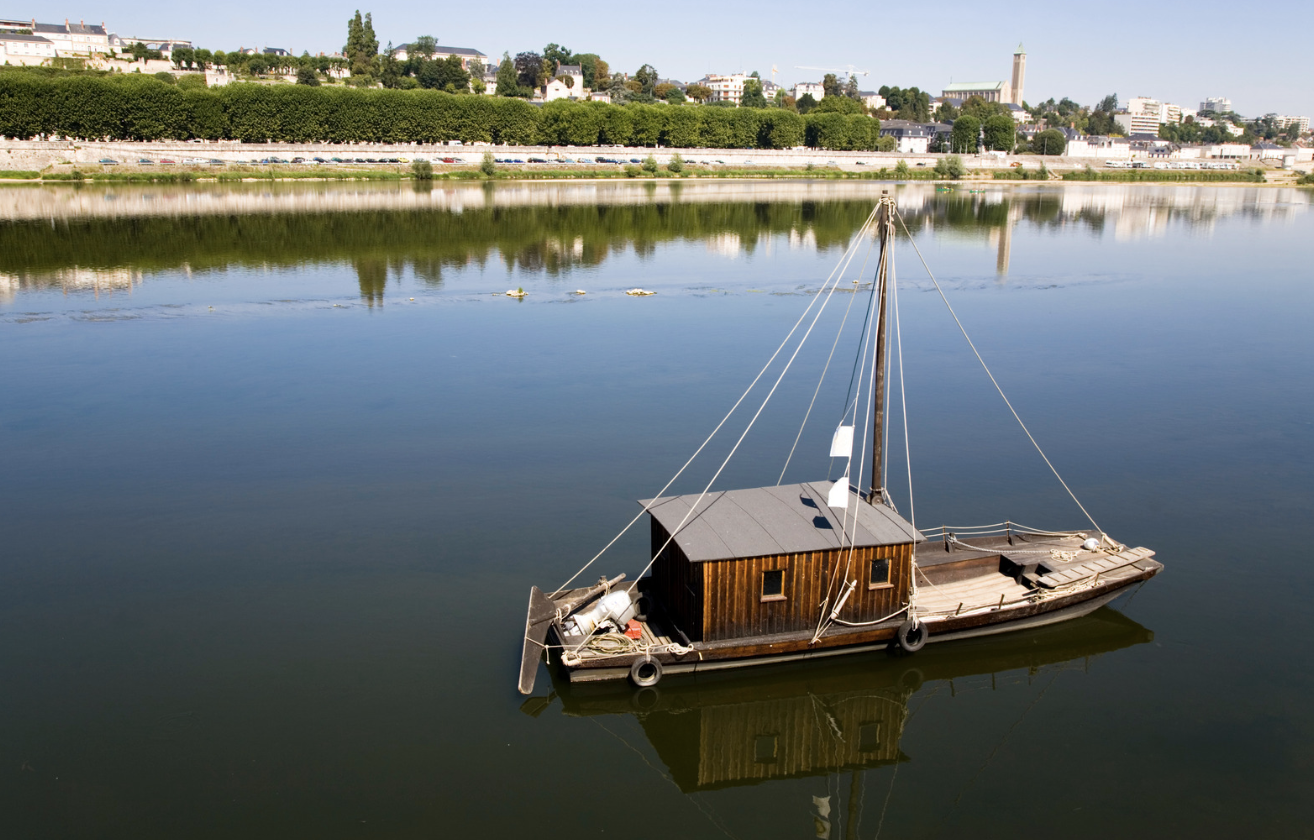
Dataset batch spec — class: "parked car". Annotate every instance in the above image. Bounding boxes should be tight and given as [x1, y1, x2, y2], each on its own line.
[528, 157, 547, 163]
[99, 158, 119, 165]
[138, 158, 154, 165]
[629, 158, 642, 164]
[158, 158, 176, 165]
[208, 159, 225, 166]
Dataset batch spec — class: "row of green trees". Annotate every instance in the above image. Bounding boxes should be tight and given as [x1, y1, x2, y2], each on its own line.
[0, 73, 893, 150]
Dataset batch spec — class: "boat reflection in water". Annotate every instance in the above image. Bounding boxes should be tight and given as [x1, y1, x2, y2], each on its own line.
[523, 608, 1150, 796]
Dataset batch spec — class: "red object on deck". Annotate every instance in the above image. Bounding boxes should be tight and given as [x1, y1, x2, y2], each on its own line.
[624, 620, 642, 640]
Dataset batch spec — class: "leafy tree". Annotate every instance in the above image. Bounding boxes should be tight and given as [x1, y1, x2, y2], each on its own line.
[895, 160, 910, 178]
[296, 66, 321, 86]
[740, 78, 767, 108]
[176, 73, 207, 91]
[950, 115, 980, 153]
[822, 73, 841, 98]
[813, 95, 864, 115]
[796, 93, 817, 115]
[875, 135, 895, 152]
[1086, 110, 1117, 136]
[576, 54, 606, 89]
[878, 86, 931, 122]
[172, 46, 195, 70]
[413, 36, 436, 59]
[543, 43, 574, 68]
[344, 11, 379, 79]
[379, 53, 403, 89]
[961, 95, 1008, 120]
[844, 75, 860, 100]
[418, 55, 469, 92]
[685, 83, 712, 103]
[514, 52, 545, 90]
[480, 152, 496, 176]
[1030, 128, 1066, 155]
[495, 53, 520, 97]
[982, 114, 1014, 150]
[1096, 93, 1118, 113]
[634, 64, 659, 98]
[411, 159, 433, 179]
[641, 154, 659, 173]
[666, 153, 684, 173]
[937, 102, 960, 123]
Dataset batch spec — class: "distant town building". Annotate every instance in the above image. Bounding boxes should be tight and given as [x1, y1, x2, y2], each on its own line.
[1064, 134, 1132, 159]
[109, 34, 193, 59]
[1009, 44, 1026, 106]
[390, 44, 487, 70]
[1200, 96, 1232, 113]
[0, 31, 56, 65]
[793, 81, 824, 101]
[1275, 115, 1310, 132]
[942, 81, 1007, 103]
[878, 120, 931, 154]
[941, 43, 1027, 106]
[32, 19, 110, 56]
[698, 73, 747, 105]
[858, 91, 886, 110]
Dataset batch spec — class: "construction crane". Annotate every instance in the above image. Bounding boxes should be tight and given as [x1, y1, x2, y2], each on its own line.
[794, 65, 870, 82]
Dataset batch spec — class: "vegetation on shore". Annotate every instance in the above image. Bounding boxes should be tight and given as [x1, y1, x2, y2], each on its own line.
[0, 72, 895, 151]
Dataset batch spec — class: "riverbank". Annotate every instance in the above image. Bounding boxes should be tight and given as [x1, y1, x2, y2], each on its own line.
[0, 164, 1289, 186]
[2, 138, 1304, 184]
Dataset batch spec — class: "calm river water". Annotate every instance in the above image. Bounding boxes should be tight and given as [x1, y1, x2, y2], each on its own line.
[1, 181, 1311, 839]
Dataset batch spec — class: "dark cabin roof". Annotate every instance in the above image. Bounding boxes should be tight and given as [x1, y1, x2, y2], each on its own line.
[641, 482, 923, 563]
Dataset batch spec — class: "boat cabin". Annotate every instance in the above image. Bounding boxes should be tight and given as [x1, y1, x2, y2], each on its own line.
[643, 482, 924, 642]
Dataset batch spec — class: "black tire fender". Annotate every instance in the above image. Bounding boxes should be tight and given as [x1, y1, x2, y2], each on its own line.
[896, 619, 927, 653]
[629, 656, 663, 688]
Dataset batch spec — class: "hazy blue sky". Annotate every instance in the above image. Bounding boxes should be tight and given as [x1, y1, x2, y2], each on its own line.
[44, 1, 1314, 116]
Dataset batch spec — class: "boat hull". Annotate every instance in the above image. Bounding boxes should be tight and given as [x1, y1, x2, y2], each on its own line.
[553, 560, 1160, 685]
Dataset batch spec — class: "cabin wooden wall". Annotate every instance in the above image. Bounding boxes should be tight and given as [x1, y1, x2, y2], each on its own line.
[694, 690, 907, 788]
[649, 521, 704, 641]
[699, 543, 913, 642]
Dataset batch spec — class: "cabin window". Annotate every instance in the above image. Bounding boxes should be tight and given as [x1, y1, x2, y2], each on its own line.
[869, 556, 891, 589]
[761, 569, 785, 601]
[858, 721, 883, 753]
[754, 734, 778, 763]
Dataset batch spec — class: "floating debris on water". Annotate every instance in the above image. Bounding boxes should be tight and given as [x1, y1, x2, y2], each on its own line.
[573, 290, 587, 295]
[625, 288, 655, 296]
[506, 288, 527, 298]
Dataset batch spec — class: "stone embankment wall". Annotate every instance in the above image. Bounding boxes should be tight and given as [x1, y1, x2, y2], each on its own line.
[1, 139, 1100, 173]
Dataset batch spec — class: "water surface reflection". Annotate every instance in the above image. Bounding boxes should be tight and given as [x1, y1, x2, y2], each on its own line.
[1, 182, 1307, 307]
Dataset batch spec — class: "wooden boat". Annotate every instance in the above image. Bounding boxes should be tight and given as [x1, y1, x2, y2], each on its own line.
[518, 194, 1162, 694]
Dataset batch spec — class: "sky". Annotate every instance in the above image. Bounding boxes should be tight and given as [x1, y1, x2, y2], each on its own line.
[33, 0, 1314, 117]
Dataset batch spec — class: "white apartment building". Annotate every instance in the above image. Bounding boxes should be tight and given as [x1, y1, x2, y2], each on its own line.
[1066, 135, 1132, 159]
[793, 81, 824, 101]
[1200, 97, 1232, 113]
[32, 19, 110, 56]
[1276, 115, 1310, 133]
[0, 32, 56, 65]
[700, 73, 746, 105]
[859, 91, 886, 110]
[1115, 111, 1161, 136]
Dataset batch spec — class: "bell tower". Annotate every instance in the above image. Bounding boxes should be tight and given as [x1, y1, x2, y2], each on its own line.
[1010, 44, 1026, 106]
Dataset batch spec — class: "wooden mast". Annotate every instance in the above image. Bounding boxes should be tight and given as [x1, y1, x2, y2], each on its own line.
[869, 195, 895, 506]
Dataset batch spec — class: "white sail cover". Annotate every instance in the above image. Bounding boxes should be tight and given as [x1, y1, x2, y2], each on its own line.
[827, 479, 850, 509]
[829, 425, 854, 459]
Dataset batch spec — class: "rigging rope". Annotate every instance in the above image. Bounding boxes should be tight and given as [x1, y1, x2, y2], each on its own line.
[778, 232, 877, 485]
[622, 207, 877, 602]
[550, 205, 882, 596]
[894, 209, 1105, 539]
